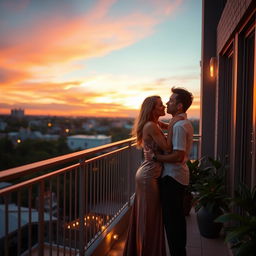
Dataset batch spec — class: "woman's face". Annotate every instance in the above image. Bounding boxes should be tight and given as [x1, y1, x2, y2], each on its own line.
[153, 98, 166, 117]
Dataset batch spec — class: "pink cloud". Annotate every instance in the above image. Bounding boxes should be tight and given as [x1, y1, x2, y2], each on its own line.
[0, 0, 185, 117]
[0, 0, 182, 70]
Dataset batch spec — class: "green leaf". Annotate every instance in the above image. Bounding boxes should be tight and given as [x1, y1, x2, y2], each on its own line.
[215, 213, 250, 224]
[235, 239, 256, 256]
[225, 226, 251, 243]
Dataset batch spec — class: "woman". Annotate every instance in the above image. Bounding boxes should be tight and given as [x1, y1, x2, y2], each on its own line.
[123, 95, 170, 256]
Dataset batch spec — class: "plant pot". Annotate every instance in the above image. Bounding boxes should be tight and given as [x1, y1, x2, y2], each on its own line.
[183, 192, 193, 216]
[196, 206, 223, 238]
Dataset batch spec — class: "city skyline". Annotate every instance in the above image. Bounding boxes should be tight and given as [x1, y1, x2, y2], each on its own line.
[0, 0, 202, 118]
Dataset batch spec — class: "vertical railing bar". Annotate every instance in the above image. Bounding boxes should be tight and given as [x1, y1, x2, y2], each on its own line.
[97, 159, 100, 234]
[118, 151, 120, 210]
[28, 186, 32, 256]
[113, 155, 116, 216]
[93, 161, 96, 237]
[109, 155, 112, 220]
[127, 142, 132, 207]
[109, 155, 112, 219]
[74, 168, 78, 255]
[38, 180, 45, 256]
[4, 195, 9, 256]
[98, 159, 102, 234]
[56, 175, 60, 256]
[17, 190, 21, 256]
[115, 152, 117, 214]
[69, 171, 72, 256]
[85, 163, 89, 247]
[121, 151, 124, 207]
[89, 162, 93, 241]
[118, 152, 121, 210]
[97, 160, 100, 234]
[99, 157, 107, 228]
[101, 158, 104, 228]
[63, 172, 66, 256]
[117, 153, 120, 212]
[49, 179, 53, 256]
[106, 157, 109, 224]
[109, 155, 113, 220]
[123, 148, 127, 207]
[78, 159, 85, 256]
[113, 155, 115, 216]
[95, 161, 98, 236]
[120, 151, 123, 207]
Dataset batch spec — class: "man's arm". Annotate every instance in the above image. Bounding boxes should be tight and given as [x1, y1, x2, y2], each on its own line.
[155, 150, 185, 163]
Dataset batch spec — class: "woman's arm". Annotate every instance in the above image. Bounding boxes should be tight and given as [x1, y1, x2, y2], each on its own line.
[143, 122, 170, 152]
[155, 150, 185, 163]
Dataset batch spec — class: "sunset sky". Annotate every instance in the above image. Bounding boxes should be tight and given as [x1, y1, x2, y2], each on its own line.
[0, 0, 202, 119]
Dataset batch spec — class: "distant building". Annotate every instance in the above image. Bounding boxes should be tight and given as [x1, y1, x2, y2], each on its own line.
[11, 108, 25, 118]
[8, 128, 59, 144]
[28, 120, 43, 127]
[0, 121, 7, 131]
[67, 135, 111, 151]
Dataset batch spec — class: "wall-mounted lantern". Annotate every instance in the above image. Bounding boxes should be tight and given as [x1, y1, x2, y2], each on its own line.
[209, 57, 217, 78]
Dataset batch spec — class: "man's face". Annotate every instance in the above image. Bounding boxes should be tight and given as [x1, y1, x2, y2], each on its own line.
[166, 93, 180, 115]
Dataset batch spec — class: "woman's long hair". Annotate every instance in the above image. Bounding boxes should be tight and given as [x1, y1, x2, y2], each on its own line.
[132, 95, 160, 147]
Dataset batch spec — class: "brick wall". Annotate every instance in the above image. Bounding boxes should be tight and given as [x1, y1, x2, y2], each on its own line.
[217, 0, 252, 53]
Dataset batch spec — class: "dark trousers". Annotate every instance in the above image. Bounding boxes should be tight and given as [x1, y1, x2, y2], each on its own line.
[160, 176, 187, 256]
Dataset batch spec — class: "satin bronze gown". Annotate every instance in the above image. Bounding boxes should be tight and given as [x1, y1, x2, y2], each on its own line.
[123, 136, 166, 256]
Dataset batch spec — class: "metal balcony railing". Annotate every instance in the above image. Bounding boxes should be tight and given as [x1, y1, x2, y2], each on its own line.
[0, 138, 142, 256]
[0, 136, 200, 256]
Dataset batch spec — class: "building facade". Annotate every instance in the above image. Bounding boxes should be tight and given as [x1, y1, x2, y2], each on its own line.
[67, 134, 112, 151]
[201, 0, 256, 192]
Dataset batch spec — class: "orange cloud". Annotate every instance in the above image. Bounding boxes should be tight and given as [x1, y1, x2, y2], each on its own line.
[0, 0, 191, 118]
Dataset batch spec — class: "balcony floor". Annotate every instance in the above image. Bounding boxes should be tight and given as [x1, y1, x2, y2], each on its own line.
[107, 208, 230, 256]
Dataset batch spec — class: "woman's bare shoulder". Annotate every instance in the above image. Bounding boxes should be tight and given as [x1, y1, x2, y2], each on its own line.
[143, 121, 157, 130]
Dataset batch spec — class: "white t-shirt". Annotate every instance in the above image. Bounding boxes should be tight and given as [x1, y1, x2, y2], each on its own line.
[162, 113, 194, 185]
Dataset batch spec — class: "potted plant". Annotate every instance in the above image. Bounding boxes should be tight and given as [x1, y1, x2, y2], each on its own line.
[184, 159, 200, 216]
[216, 183, 256, 256]
[193, 157, 230, 238]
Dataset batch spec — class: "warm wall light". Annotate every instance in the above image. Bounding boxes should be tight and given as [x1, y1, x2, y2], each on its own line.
[210, 57, 217, 78]
[209, 57, 217, 78]
[113, 234, 119, 240]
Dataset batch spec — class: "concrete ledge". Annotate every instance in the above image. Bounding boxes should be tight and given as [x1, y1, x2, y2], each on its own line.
[85, 206, 132, 256]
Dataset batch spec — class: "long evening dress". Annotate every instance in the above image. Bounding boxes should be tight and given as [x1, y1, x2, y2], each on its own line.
[123, 135, 166, 256]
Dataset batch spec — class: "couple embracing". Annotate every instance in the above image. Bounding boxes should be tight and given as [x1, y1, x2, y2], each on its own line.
[123, 87, 193, 256]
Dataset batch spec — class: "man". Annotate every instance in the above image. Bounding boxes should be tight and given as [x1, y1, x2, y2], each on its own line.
[155, 87, 194, 256]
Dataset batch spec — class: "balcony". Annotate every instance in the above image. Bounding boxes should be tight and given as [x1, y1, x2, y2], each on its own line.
[0, 136, 229, 256]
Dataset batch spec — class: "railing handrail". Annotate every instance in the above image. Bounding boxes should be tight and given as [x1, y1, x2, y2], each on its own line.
[0, 134, 200, 182]
[0, 144, 137, 196]
[0, 137, 136, 182]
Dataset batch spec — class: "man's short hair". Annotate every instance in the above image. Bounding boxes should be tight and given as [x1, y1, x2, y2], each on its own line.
[171, 87, 193, 112]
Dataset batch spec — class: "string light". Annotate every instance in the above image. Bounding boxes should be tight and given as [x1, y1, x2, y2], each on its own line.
[65, 214, 105, 231]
